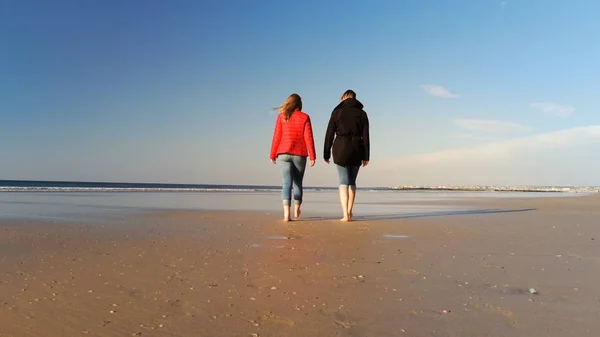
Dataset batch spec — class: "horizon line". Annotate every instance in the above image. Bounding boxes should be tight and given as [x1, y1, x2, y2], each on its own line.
[0, 179, 597, 190]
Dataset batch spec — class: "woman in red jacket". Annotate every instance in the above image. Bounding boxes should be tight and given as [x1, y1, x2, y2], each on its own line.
[270, 94, 316, 222]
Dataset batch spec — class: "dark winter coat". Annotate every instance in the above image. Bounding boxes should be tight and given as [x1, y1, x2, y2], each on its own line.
[323, 98, 370, 167]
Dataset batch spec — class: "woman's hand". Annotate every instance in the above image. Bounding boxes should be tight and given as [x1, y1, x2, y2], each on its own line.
[271, 159, 276, 164]
[362, 160, 369, 167]
[309, 160, 315, 167]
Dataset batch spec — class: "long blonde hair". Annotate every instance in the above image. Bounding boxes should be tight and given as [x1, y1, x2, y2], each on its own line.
[274, 94, 302, 121]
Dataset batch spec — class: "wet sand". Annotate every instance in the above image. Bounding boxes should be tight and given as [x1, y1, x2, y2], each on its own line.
[1, 196, 599, 337]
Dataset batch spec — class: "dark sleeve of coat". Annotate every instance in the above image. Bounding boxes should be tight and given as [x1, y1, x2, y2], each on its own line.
[323, 110, 337, 161]
[362, 112, 370, 161]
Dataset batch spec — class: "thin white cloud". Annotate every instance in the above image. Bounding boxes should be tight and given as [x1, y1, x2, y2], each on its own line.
[387, 126, 600, 166]
[454, 119, 532, 133]
[421, 85, 459, 98]
[373, 126, 600, 186]
[450, 133, 484, 140]
[530, 102, 575, 117]
[448, 133, 496, 142]
[500, 1, 507, 9]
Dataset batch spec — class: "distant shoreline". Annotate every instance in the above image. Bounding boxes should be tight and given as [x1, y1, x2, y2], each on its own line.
[0, 179, 598, 193]
[389, 186, 599, 193]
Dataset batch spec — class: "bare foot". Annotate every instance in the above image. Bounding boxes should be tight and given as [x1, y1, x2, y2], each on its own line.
[283, 217, 292, 222]
[340, 217, 349, 222]
[294, 208, 301, 219]
[348, 212, 353, 221]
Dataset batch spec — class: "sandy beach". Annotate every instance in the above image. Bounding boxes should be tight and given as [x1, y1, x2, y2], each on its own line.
[1, 195, 599, 337]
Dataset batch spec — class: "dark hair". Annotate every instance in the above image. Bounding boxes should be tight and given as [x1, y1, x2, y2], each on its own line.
[341, 89, 356, 100]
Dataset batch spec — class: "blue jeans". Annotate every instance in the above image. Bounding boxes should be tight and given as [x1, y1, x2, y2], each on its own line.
[336, 165, 360, 189]
[278, 154, 307, 206]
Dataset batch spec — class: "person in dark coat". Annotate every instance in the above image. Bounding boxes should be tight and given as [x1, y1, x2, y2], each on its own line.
[323, 89, 370, 221]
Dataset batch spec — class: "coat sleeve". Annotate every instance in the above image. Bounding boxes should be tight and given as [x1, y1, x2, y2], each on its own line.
[323, 110, 336, 161]
[304, 116, 317, 161]
[270, 115, 282, 160]
[362, 112, 370, 161]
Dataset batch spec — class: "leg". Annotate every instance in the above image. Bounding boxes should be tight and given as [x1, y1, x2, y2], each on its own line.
[348, 188, 356, 220]
[347, 166, 360, 220]
[291, 156, 307, 218]
[279, 155, 293, 221]
[339, 185, 350, 221]
[294, 202, 302, 219]
[336, 165, 351, 221]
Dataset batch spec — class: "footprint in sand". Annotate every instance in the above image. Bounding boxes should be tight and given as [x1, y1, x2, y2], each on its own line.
[474, 303, 519, 326]
[254, 311, 295, 327]
[320, 309, 359, 330]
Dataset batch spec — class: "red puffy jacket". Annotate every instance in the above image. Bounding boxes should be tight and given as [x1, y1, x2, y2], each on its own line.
[270, 110, 316, 161]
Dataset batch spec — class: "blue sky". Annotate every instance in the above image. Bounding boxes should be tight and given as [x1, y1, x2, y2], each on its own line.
[2, 0, 599, 187]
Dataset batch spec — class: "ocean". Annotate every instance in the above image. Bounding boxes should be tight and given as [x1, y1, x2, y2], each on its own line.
[0, 180, 596, 222]
[1, 180, 598, 193]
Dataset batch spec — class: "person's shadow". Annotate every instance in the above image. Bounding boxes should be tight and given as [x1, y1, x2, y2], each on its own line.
[300, 208, 536, 221]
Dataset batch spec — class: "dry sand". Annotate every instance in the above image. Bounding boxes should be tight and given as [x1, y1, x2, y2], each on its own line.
[1, 195, 599, 337]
